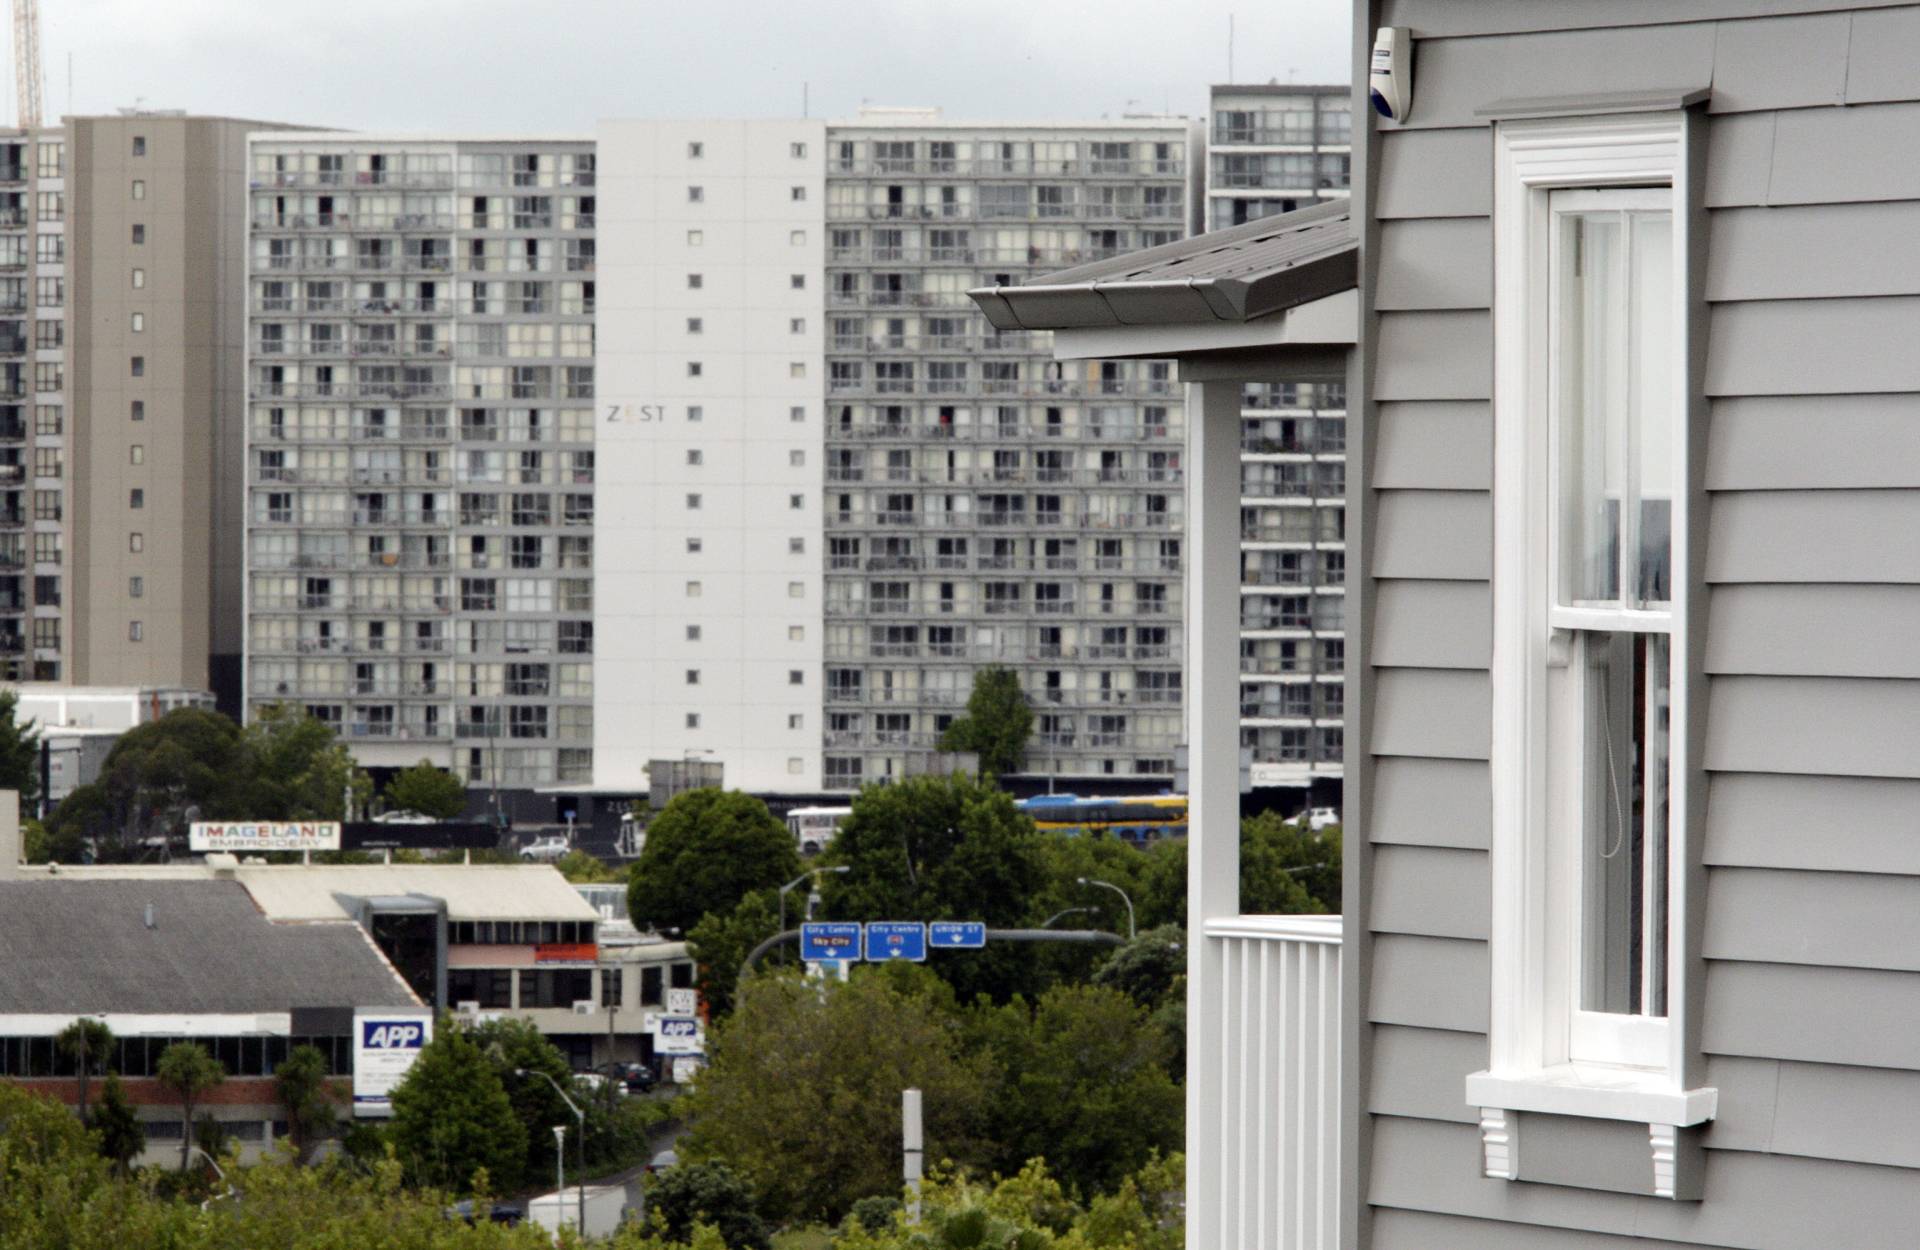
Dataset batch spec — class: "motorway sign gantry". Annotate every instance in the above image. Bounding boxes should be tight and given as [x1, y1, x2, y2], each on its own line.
[864, 921, 928, 962]
[928, 921, 987, 950]
[799, 922, 862, 963]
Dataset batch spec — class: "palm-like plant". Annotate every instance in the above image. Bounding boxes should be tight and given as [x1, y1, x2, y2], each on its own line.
[55, 1017, 114, 1125]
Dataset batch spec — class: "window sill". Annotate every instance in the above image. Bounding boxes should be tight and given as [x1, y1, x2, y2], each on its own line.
[1466, 1067, 1717, 1127]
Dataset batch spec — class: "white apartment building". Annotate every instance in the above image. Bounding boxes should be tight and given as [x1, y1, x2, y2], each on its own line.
[592, 119, 827, 795]
[243, 135, 598, 786]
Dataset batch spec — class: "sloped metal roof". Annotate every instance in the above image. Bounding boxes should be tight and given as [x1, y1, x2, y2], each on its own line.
[971, 200, 1356, 331]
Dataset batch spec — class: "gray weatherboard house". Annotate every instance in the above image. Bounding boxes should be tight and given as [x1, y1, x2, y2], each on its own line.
[977, 2, 1920, 1247]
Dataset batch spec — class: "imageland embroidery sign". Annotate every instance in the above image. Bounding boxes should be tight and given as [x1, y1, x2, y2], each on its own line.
[352, 1008, 433, 1117]
[190, 821, 341, 854]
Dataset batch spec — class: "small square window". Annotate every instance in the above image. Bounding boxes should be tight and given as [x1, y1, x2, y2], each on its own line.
[128, 533, 143, 553]
[130, 400, 144, 421]
[686, 624, 701, 641]
[129, 445, 144, 465]
[790, 186, 806, 201]
[131, 179, 145, 201]
[789, 758, 805, 774]
[686, 449, 703, 466]
[688, 362, 703, 377]
[129, 488, 143, 509]
[687, 406, 703, 422]
[130, 312, 144, 332]
[790, 274, 805, 290]
[686, 537, 703, 553]
[789, 406, 806, 423]
[789, 362, 806, 378]
[686, 669, 700, 685]
[788, 581, 805, 599]
[687, 317, 702, 334]
[129, 576, 143, 598]
[687, 229, 703, 246]
[790, 142, 807, 158]
[688, 141, 704, 159]
[789, 494, 804, 510]
[131, 224, 144, 245]
[130, 356, 144, 377]
[788, 625, 805, 641]
[688, 273, 703, 289]
[788, 670, 804, 685]
[131, 269, 145, 289]
[790, 318, 806, 334]
[686, 713, 701, 729]
[129, 621, 143, 641]
[132, 136, 146, 157]
[686, 581, 701, 598]
[686, 493, 701, 509]
[790, 229, 807, 246]
[789, 714, 804, 730]
[789, 449, 805, 466]
[788, 537, 805, 554]
[688, 186, 704, 203]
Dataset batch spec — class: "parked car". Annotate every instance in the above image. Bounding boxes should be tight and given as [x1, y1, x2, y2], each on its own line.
[373, 811, 437, 825]
[612, 1061, 657, 1094]
[519, 835, 570, 862]
[574, 1071, 622, 1098]
[445, 1199, 524, 1226]
[1307, 806, 1339, 831]
[645, 1147, 678, 1175]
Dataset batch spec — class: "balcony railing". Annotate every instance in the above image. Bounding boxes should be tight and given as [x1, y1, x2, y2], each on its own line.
[1194, 914, 1341, 1250]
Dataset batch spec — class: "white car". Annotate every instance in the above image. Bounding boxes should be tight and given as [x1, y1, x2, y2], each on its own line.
[519, 836, 570, 862]
[1307, 806, 1340, 832]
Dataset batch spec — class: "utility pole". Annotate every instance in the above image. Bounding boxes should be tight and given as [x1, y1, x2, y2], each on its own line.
[12, 0, 43, 129]
[902, 1088, 923, 1223]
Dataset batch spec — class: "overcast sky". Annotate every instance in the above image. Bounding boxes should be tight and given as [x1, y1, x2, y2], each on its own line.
[35, 0, 1350, 132]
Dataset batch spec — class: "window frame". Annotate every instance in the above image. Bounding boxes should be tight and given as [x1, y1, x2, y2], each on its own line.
[1470, 108, 1715, 1143]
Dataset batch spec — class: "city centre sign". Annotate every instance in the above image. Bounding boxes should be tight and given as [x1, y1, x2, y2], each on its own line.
[189, 821, 341, 853]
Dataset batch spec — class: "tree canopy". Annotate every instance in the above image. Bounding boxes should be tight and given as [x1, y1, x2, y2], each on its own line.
[639, 1161, 770, 1250]
[685, 887, 781, 1017]
[275, 1044, 339, 1165]
[0, 689, 40, 814]
[936, 666, 1033, 776]
[154, 1042, 225, 1171]
[382, 760, 467, 820]
[626, 789, 801, 935]
[387, 1021, 527, 1194]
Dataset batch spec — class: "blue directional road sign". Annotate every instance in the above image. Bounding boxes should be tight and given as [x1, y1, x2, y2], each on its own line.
[929, 921, 987, 950]
[864, 921, 928, 962]
[800, 922, 862, 963]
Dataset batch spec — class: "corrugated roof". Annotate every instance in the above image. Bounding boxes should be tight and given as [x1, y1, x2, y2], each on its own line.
[234, 864, 600, 923]
[0, 879, 420, 1015]
[970, 200, 1357, 331]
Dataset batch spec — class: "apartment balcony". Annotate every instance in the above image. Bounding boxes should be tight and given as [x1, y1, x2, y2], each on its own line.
[0, 166, 24, 185]
[1192, 914, 1341, 1250]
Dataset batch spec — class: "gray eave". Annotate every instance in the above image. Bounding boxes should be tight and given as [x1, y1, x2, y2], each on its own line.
[1476, 86, 1711, 120]
[970, 200, 1356, 332]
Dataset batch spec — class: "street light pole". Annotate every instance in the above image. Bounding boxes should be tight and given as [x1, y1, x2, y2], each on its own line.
[778, 865, 851, 938]
[552, 1125, 567, 1231]
[1041, 905, 1096, 929]
[520, 1068, 587, 1233]
[1076, 876, 1135, 939]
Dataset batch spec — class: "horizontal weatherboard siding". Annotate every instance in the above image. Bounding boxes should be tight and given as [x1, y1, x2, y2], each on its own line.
[1368, 1024, 1486, 1124]
[1704, 961, 1920, 1070]
[1706, 584, 1920, 679]
[1372, 491, 1491, 580]
[1375, 311, 1492, 400]
[1706, 867, 1920, 972]
[1369, 756, 1491, 849]
[1368, 934, 1489, 1033]
[1371, 667, 1492, 760]
[1373, 580, 1490, 670]
[1375, 130, 1491, 219]
[1705, 772, 1920, 875]
[1371, 844, 1490, 940]
[1376, 219, 1492, 310]
[1374, 401, 1491, 489]
[1708, 491, 1920, 583]
[1376, 0, 1919, 37]
[1707, 395, 1920, 490]
[1707, 297, 1920, 396]
[1706, 675, 1920, 779]
[1706, 204, 1920, 303]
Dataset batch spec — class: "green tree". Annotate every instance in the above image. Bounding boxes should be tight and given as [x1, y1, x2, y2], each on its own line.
[243, 701, 372, 819]
[1090, 924, 1184, 1012]
[626, 789, 801, 935]
[0, 1081, 114, 1247]
[936, 666, 1032, 775]
[641, 1161, 771, 1250]
[90, 1072, 144, 1174]
[0, 689, 40, 814]
[383, 759, 468, 820]
[46, 707, 247, 858]
[1240, 811, 1341, 914]
[54, 1016, 114, 1125]
[388, 1020, 528, 1194]
[685, 886, 780, 1017]
[556, 848, 619, 882]
[154, 1040, 225, 1171]
[275, 1043, 339, 1164]
[822, 773, 1049, 1001]
[969, 985, 1182, 1199]
[467, 1016, 576, 1181]
[682, 969, 990, 1224]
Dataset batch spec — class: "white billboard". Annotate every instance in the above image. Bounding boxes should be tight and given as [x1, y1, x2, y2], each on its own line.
[656, 1016, 703, 1055]
[190, 821, 341, 853]
[351, 1008, 434, 1118]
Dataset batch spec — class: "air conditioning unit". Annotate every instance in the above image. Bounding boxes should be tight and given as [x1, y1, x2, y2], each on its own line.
[456, 1000, 481, 1015]
[572, 1000, 597, 1016]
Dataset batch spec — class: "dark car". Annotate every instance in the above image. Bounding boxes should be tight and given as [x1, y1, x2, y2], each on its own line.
[614, 1061, 657, 1094]
[445, 1199, 524, 1226]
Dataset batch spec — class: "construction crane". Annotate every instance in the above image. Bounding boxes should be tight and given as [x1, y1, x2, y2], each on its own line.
[12, 0, 41, 130]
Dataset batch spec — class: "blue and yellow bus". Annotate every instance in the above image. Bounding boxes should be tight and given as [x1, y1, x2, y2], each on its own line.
[1015, 794, 1187, 846]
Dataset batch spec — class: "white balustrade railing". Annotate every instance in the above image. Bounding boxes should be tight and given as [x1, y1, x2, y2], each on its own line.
[1197, 913, 1342, 1250]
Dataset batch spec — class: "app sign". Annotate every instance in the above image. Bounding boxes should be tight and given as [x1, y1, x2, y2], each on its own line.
[352, 1008, 433, 1117]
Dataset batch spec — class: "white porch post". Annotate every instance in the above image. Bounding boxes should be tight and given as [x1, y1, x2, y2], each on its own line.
[1186, 377, 1243, 1250]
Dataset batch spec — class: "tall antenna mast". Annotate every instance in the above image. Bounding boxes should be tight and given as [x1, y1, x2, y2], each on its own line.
[13, 0, 43, 129]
